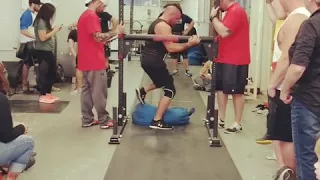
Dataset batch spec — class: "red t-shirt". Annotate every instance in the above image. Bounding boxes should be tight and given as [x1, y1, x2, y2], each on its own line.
[216, 3, 250, 65]
[77, 10, 106, 71]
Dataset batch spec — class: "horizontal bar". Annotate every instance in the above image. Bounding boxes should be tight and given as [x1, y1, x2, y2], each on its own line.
[123, 34, 214, 43]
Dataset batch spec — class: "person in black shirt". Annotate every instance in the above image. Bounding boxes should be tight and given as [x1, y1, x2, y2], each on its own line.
[280, 3, 320, 179]
[0, 64, 35, 179]
[135, 4, 200, 130]
[67, 23, 82, 95]
[97, 11, 118, 58]
[159, 5, 195, 77]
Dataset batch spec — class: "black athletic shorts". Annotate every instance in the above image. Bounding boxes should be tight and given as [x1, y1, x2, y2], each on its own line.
[267, 90, 292, 142]
[142, 65, 174, 89]
[170, 51, 188, 60]
[216, 62, 248, 94]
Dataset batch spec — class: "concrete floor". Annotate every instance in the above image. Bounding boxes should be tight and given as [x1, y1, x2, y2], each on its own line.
[8, 58, 276, 180]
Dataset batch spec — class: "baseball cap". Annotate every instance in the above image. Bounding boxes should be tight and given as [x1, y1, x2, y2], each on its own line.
[85, 0, 108, 7]
[29, 0, 43, 5]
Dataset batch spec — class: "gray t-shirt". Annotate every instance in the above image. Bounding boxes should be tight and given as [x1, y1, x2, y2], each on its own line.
[34, 19, 54, 51]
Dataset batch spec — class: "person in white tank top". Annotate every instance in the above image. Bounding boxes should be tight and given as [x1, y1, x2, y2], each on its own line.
[266, 0, 310, 179]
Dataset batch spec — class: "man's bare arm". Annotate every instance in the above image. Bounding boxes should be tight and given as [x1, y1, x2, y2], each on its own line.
[155, 22, 192, 53]
[183, 21, 195, 35]
[268, 14, 308, 89]
[20, 30, 35, 39]
[68, 39, 77, 58]
[212, 17, 232, 38]
[110, 17, 119, 31]
[92, 31, 117, 42]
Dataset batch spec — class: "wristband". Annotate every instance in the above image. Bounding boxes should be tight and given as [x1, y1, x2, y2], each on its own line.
[210, 15, 216, 22]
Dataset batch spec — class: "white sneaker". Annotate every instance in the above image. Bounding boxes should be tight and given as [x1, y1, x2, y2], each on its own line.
[225, 122, 242, 134]
[70, 88, 82, 95]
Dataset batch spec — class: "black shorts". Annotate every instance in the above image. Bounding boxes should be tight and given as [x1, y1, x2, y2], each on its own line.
[142, 65, 174, 89]
[22, 42, 35, 67]
[216, 62, 248, 94]
[267, 90, 292, 142]
[170, 51, 188, 60]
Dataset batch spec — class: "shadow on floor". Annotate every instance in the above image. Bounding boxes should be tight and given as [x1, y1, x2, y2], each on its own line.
[10, 100, 69, 114]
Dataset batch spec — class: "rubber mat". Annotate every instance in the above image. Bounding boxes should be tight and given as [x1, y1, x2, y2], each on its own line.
[10, 100, 69, 114]
[104, 70, 242, 180]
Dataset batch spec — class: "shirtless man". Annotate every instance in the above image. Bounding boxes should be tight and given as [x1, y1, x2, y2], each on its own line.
[267, 0, 310, 178]
[256, 0, 287, 146]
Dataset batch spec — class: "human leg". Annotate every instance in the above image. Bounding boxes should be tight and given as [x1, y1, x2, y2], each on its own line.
[182, 52, 192, 77]
[193, 76, 206, 91]
[135, 66, 161, 104]
[0, 135, 34, 180]
[81, 71, 97, 127]
[171, 53, 180, 76]
[86, 70, 111, 128]
[215, 63, 227, 128]
[223, 64, 248, 134]
[21, 64, 29, 91]
[34, 51, 55, 104]
[76, 69, 83, 89]
[145, 67, 175, 130]
[267, 90, 296, 179]
[291, 98, 320, 180]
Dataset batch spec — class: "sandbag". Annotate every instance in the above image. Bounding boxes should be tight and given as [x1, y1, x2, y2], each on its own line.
[132, 103, 191, 126]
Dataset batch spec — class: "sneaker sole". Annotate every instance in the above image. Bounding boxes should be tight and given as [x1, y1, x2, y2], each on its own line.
[279, 168, 295, 180]
[82, 122, 99, 128]
[224, 129, 242, 134]
[100, 126, 112, 129]
[149, 125, 174, 130]
[135, 88, 145, 104]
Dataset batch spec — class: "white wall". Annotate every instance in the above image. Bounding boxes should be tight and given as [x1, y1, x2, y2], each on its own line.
[0, 0, 22, 62]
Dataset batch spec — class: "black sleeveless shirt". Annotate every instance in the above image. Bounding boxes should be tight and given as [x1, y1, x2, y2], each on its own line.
[141, 19, 169, 68]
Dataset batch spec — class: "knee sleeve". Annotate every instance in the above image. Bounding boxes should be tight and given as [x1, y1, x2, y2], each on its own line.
[163, 85, 176, 99]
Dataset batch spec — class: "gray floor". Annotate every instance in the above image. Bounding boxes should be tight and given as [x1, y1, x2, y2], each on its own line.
[9, 58, 276, 180]
[104, 72, 241, 180]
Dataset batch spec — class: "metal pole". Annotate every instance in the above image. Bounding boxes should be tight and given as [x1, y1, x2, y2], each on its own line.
[118, 0, 125, 126]
[209, 0, 221, 147]
[129, 0, 134, 34]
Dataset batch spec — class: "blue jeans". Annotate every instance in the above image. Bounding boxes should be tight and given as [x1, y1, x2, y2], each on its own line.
[291, 98, 320, 180]
[0, 135, 34, 173]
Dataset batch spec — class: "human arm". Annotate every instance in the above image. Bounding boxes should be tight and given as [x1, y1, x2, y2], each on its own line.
[182, 15, 195, 35]
[0, 93, 26, 143]
[20, 12, 35, 39]
[67, 30, 78, 58]
[88, 13, 124, 42]
[37, 20, 62, 42]
[268, 15, 308, 91]
[110, 17, 119, 31]
[68, 39, 77, 58]
[210, 6, 240, 38]
[266, 0, 286, 24]
[199, 61, 210, 75]
[155, 22, 200, 53]
[281, 22, 316, 96]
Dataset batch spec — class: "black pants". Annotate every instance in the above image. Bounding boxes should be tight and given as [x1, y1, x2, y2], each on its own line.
[34, 50, 56, 96]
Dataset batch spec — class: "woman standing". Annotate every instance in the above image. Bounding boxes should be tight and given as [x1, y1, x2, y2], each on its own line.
[33, 3, 62, 104]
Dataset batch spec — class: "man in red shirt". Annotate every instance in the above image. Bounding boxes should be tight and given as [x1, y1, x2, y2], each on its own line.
[77, 0, 124, 129]
[210, 0, 250, 134]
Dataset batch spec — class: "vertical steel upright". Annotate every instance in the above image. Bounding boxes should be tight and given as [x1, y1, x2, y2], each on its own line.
[129, 0, 134, 34]
[207, 0, 221, 147]
[117, 0, 125, 127]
